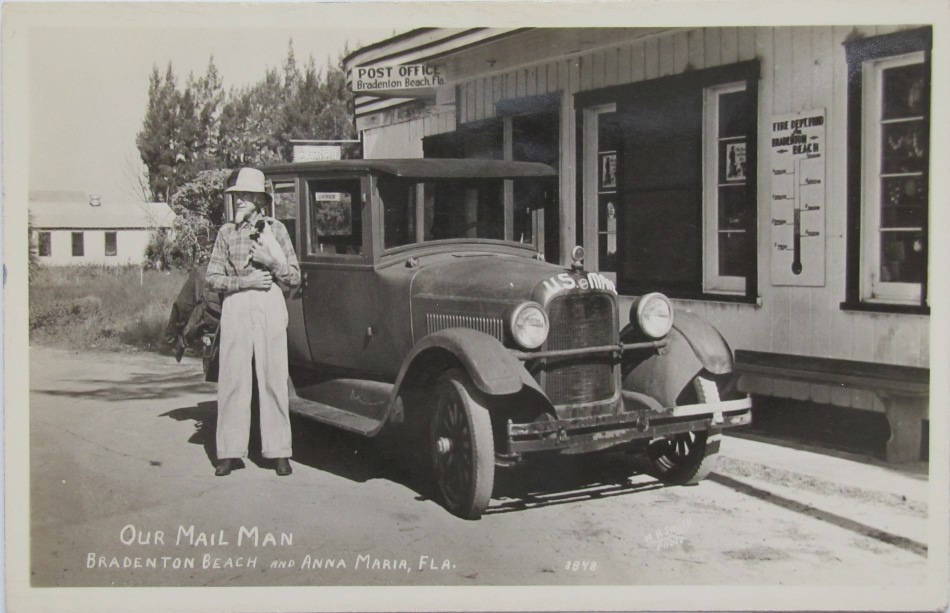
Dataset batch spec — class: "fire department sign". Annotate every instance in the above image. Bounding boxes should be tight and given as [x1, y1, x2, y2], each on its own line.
[769, 109, 826, 287]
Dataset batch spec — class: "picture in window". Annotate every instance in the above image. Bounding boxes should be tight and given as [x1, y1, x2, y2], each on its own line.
[724, 142, 746, 182]
[599, 152, 617, 191]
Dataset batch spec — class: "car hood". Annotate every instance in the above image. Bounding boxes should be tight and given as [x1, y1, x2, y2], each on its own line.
[410, 253, 618, 307]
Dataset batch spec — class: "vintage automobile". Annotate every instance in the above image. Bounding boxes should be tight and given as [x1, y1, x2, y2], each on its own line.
[204, 158, 752, 519]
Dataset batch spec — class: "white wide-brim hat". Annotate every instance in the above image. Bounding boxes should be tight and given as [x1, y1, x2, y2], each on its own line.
[225, 167, 269, 196]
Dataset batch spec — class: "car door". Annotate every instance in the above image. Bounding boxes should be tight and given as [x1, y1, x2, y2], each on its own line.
[299, 173, 382, 375]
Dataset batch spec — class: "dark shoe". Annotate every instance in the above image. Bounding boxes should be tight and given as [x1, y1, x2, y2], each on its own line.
[275, 458, 292, 476]
[215, 459, 237, 476]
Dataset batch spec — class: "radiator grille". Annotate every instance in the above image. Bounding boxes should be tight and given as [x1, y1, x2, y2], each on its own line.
[543, 293, 616, 406]
[426, 312, 504, 341]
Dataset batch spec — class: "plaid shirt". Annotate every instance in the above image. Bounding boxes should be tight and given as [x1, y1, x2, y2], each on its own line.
[205, 218, 300, 295]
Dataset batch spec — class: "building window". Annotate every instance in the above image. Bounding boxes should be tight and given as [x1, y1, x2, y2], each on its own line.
[104, 232, 117, 256]
[703, 82, 750, 294]
[845, 28, 931, 312]
[71, 232, 84, 257]
[38, 232, 51, 257]
[582, 103, 619, 277]
[577, 60, 758, 301]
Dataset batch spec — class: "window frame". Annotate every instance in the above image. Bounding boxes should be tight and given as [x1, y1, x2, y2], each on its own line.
[860, 51, 926, 305]
[301, 175, 371, 265]
[843, 27, 931, 315]
[702, 81, 749, 295]
[581, 102, 618, 279]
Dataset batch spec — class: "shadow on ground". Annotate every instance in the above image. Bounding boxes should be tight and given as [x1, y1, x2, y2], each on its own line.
[33, 369, 215, 403]
[160, 400, 668, 516]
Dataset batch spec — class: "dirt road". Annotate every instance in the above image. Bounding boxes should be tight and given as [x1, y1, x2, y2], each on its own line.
[28, 346, 928, 588]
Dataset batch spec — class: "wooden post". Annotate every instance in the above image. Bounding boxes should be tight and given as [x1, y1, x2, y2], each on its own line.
[882, 394, 928, 463]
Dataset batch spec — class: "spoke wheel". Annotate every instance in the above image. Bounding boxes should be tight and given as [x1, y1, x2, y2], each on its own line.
[430, 370, 495, 520]
[647, 376, 723, 485]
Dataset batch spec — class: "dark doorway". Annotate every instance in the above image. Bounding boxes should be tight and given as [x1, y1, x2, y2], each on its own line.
[512, 110, 559, 263]
[618, 88, 703, 295]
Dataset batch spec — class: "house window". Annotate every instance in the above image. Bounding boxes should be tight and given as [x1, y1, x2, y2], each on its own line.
[104, 232, 117, 256]
[38, 232, 51, 257]
[71, 232, 84, 257]
[845, 28, 931, 312]
[703, 82, 751, 294]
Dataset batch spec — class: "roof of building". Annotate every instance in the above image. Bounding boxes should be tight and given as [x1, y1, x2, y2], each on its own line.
[30, 199, 176, 230]
[261, 158, 557, 179]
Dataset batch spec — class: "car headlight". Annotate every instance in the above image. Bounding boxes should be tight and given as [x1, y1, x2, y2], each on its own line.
[510, 302, 549, 349]
[631, 293, 674, 338]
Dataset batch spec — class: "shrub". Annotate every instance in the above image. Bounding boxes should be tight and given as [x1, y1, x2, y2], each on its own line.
[29, 265, 189, 352]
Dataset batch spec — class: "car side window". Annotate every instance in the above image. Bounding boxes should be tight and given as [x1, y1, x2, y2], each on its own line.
[307, 179, 363, 257]
[269, 179, 298, 252]
[379, 178, 505, 251]
[379, 177, 415, 249]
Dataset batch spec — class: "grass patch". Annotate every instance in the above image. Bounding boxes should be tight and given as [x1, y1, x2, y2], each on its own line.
[29, 265, 189, 353]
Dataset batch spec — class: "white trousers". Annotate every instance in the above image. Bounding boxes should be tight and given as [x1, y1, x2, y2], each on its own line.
[216, 285, 292, 460]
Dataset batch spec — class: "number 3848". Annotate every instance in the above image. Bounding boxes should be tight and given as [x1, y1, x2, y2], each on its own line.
[565, 560, 597, 571]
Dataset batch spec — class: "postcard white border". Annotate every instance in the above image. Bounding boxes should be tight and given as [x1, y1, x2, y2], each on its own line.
[4, 1, 949, 611]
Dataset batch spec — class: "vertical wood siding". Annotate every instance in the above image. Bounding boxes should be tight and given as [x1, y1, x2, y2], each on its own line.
[360, 27, 930, 408]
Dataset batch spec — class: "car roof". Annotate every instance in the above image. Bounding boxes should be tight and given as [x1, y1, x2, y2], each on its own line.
[261, 158, 557, 179]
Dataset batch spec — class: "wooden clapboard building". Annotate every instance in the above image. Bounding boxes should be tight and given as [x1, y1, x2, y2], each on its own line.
[343, 26, 933, 462]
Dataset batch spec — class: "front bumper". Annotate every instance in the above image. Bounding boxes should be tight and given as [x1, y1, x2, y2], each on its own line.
[505, 396, 751, 455]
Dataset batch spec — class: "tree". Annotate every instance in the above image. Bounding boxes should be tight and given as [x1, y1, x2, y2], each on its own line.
[277, 49, 358, 160]
[137, 59, 225, 202]
[138, 39, 361, 267]
[190, 57, 225, 171]
[218, 67, 287, 167]
[136, 64, 182, 202]
[164, 169, 231, 267]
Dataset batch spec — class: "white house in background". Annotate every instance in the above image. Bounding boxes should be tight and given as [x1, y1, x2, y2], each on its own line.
[29, 191, 175, 266]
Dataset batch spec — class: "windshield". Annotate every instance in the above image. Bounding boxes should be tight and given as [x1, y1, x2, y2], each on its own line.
[380, 176, 544, 250]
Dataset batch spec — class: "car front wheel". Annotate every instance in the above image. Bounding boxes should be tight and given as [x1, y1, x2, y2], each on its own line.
[430, 369, 495, 520]
[646, 376, 722, 485]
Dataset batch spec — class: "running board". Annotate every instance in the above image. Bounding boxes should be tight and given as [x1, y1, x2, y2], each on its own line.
[289, 396, 381, 436]
[287, 376, 391, 436]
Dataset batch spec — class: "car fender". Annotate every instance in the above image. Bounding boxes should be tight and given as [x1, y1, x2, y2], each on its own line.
[670, 310, 734, 375]
[621, 311, 734, 408]
[392, 328, 541, 399]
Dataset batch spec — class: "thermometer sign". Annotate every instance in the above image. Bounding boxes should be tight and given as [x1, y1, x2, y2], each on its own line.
[769, 110, 826, 287]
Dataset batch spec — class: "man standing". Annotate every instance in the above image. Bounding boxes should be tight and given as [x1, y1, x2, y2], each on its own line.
[205, 167, 300, 476]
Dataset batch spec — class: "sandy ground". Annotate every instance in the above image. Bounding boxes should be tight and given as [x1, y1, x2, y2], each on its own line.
[26, 346, 929, 588]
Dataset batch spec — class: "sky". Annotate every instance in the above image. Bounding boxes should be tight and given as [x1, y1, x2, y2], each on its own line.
[27, 19, 392, 204]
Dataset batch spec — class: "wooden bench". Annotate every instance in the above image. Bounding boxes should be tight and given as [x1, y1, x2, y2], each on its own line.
[733, 350, 929, 463]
